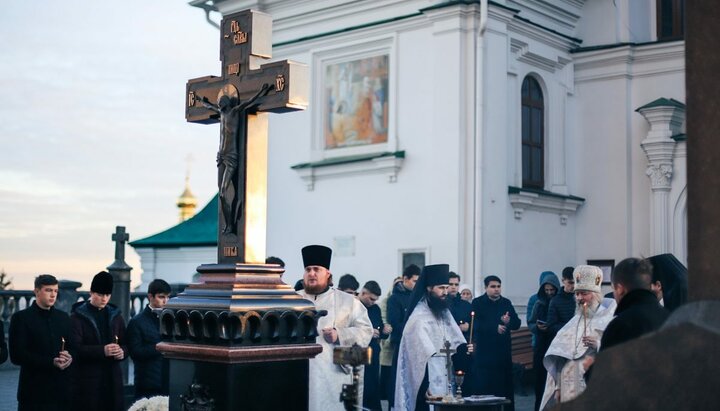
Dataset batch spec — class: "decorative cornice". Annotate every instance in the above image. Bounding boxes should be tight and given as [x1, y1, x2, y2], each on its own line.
[507, 186, 584, 225]
[292, 151, 405, 191]
[510, 37, 571, 72]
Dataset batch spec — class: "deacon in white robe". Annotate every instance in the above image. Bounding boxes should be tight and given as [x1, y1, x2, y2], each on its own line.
[394, 264, 469, 411]
[540, 266, 617, 410]
[297, 245, 373, 411]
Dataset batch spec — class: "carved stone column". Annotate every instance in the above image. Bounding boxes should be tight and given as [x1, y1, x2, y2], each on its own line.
[637, 98, 685, 254]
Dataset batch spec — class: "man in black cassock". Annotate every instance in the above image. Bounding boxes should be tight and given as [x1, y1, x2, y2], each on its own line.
[358, 280, 389, 411]
[470, 275, 520, 411]
[394, 264, 473, 411]
[9, 274, 73, 411]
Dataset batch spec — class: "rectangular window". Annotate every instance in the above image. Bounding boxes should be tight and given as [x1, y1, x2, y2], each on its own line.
[657, 0, 685, 40]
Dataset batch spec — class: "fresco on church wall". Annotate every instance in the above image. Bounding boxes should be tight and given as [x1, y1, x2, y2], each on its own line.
[323, 54, 389, 149]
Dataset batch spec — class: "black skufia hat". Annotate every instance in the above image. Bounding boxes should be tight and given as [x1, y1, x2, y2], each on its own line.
[91, 271, 114, 294]
[301, 245, 332, 270]
[422, 264, 450, 287]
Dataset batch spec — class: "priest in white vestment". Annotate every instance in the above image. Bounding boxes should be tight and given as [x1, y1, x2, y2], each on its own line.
[394, 264, 472, 411]
[297, 245, 373, 411]
[540, 265, 616, 410]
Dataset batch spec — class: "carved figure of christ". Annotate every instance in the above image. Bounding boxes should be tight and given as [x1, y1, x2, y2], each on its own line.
[185, 10, 307, 264]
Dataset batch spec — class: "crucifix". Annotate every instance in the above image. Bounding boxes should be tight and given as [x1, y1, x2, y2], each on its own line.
[186, 10, 308, 264]
[439, 340, 456, 398]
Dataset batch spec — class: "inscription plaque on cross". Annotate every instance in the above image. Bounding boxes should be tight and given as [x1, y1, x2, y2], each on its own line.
[185, 10, 308, 264]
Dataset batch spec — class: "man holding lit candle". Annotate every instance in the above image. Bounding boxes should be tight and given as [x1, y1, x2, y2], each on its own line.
[539, 265, 616, 410]
[9, 274, 73, 410]
[70, 271, 127, 411]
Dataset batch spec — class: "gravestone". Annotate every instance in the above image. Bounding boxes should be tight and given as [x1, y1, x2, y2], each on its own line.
[156, 9, 322, 411]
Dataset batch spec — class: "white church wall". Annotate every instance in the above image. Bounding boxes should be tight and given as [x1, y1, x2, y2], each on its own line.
[267, 16, 464, 291]
[576, 0, 654, 47]
[573, 40, 685, 266]
[136, 246, 215, 290]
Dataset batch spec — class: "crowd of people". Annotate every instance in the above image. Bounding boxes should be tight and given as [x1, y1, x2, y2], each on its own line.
[1, 246, 687, 411]
[5, 272, 172, 411]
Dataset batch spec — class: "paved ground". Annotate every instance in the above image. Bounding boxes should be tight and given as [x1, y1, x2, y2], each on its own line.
[0, 364, 534, 411]
[0, 364, 19, 411]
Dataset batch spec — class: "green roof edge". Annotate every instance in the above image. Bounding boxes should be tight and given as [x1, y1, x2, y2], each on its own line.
[291, 150, 405, 170]
[508, 186, 585, 202]
[130, 195, 218, 248]
[635, 97, 686, 112]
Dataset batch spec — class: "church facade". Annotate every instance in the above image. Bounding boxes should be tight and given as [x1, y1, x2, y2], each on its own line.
[135, 0, 686, 309]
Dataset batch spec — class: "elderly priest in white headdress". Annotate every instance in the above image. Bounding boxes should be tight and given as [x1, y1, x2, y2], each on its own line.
[395, 264, 473, 411]
[540, 265, 617, 410]
[297, 245, 373, 410]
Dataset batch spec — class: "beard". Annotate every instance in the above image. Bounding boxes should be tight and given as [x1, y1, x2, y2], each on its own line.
[304, 279, 330, 295]
[575, 295, 601, 317]
[426, 292, 448, 318]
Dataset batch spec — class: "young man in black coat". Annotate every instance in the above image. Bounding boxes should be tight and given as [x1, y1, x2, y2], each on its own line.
[70, 271, 127, 411]
[447, 272, 473, 340]
[546, 266, 576, 337]
[470, 275, 521, 411]
[126, 279, 171, 399]
[386, 263, 420, 408]
[358, 281, 390, 411]
[9, 274, 73, 411]
[601, 258, 669, 351]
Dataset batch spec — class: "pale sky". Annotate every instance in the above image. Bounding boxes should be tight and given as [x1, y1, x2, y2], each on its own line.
[0, 0, 224, 290]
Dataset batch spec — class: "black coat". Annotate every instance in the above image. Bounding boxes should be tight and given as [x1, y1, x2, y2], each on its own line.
[9, 302, 72, 408]
[126, 305, 167, 397]
[70, 301, 127, 411]
[546, 290, 575, 336]
[386, 282, 413, 346]
[363, 303, 388, 411]
[470, 294, 520, 406]
[0, 321, 7, 365]
[601, 289, 669, 351]
[448, 294, 473, 340]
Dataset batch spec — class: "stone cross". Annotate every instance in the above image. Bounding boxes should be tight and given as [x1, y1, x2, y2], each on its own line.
[111, 226, 129, 264]
[186, 10, 307, 264]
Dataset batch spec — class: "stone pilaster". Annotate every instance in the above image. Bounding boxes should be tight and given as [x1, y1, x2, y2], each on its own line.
[637, 98, 685, 254]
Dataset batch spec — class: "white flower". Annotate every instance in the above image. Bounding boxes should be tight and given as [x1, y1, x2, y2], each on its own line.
[127, 396, 169, 411]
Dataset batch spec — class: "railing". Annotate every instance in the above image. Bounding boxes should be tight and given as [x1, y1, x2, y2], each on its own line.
[0, 283, 187, 336]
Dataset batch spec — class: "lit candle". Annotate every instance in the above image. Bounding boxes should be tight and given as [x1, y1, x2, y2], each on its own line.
[114, 335, 119, 344]
[468, 311, 475, 345]
[61, 337, 65, 352]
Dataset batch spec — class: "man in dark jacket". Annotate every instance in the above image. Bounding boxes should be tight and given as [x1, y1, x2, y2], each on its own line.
[70, 271, 127, 411]
[9, 274, 73, 411]
[528, 272, 560, 411]
[600, 258, 669, 351]
[470, 275, 521, 411]
[546, 266, 576, 337]
[126, 279, 171, 399]
[386, 263, 420, 408]
[358, 281, 389, 411]
[447, 271, 473, 340]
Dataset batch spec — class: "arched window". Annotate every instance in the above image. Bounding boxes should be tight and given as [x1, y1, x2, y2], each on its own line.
[521, 76, 544, 189]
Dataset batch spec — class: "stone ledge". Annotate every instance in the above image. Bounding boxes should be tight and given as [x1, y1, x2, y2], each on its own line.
[508, 186, 585, 225]
[291, 151, 405, 190]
